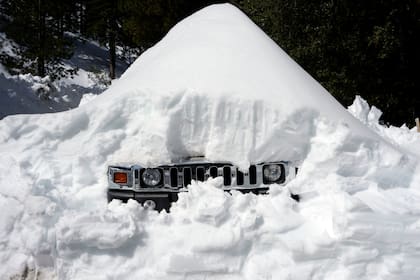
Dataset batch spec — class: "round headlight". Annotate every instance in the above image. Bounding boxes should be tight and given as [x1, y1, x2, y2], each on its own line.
[263, 164, 282, 182]
[142, 168, 162, 186]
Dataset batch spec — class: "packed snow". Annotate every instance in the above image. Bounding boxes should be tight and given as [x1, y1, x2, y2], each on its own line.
[348, 95, 420, 158]
[0, 3, 419, 280]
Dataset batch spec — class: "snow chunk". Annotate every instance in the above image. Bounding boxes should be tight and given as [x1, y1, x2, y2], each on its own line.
[348, 95, 420, 158]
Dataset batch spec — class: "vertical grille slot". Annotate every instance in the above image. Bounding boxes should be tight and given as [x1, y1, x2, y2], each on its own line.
[170, 168, 178, 188]
[183, 167, 192, 186]
[223, 166, 231, 186]
[249, 165, 257, 185]
[209, 166, 218, 178]
[196, 167, 205, 181]
[236, 169, 244, 185]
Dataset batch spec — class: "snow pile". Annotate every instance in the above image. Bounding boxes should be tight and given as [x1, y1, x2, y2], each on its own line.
[348, 95, 420, 157]
[101, 3, 382, 168]
[0, 3, 420, 279]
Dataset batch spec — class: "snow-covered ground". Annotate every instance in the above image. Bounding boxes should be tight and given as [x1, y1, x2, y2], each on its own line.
[0, 32, 130, 119]
[0, 3, 419, 280]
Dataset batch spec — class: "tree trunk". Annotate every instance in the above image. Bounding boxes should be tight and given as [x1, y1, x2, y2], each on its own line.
[108, 0, 116, 80]
[79, 1, 86, 35]
[37, 0, 45, 77]
[38, 0, 46, 77]
[109, 29, 116, 79]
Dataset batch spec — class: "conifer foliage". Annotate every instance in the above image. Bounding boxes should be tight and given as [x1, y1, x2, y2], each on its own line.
[0, 0, 75, 78]
[234, 0, 419, 125]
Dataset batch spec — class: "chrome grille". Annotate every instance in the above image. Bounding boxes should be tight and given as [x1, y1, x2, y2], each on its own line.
[236, 168, 244, 185]
[196, 167, 205, 181]
[249, 165, 257, 185]
[209, 166, 218, 178]
[160, 163, 274, 189]
[109, 161, 291, 192]
[183, 167, 192, 187]
[170, 168, 178, 188]
[223, 166, 231, 186]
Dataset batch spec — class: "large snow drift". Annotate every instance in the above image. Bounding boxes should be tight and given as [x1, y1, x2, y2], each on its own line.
[106, 3, 380, 167]
[1, 3, 420, 279]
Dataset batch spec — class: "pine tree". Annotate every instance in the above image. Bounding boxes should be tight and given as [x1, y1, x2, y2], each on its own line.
[85, 0, 120, 79]
[0, 0, 74, 78]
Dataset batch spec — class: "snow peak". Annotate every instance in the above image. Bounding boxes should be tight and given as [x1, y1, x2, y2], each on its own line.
[107, 158, 297, 211]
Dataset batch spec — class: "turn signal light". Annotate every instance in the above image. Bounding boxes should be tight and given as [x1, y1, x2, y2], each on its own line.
[114, 172, 128, 184]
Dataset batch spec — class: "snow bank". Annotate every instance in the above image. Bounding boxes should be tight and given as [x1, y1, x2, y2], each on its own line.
[1, 3, 420, 279]
[348, 95, 420, 158]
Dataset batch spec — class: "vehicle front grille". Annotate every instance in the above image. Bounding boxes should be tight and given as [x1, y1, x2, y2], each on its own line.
[160, 163, 267, 189]
[109, 161, 290, 192]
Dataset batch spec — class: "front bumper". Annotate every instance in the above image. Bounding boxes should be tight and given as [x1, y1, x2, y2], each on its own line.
[107, 189, 179, 211]
[107, 187, 278, 212]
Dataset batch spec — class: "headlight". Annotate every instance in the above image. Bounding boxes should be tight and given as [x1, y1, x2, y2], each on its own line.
[263, 164, 282, 183]
[141, 168, 162, 186]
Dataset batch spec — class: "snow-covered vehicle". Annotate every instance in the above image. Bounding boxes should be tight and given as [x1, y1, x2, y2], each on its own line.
[2, 3, 420, 279]
[107, 159, 298, 211]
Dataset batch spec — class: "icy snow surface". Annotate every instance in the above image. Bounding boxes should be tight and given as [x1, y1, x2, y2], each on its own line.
[1, 3, 420, 279]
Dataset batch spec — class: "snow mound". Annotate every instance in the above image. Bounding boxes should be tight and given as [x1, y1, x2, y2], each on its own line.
[90, 3, 382, 167]
[0, 3, 420, 279]
[348, 95, 420, 158]
[112, 3, 373, 138]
